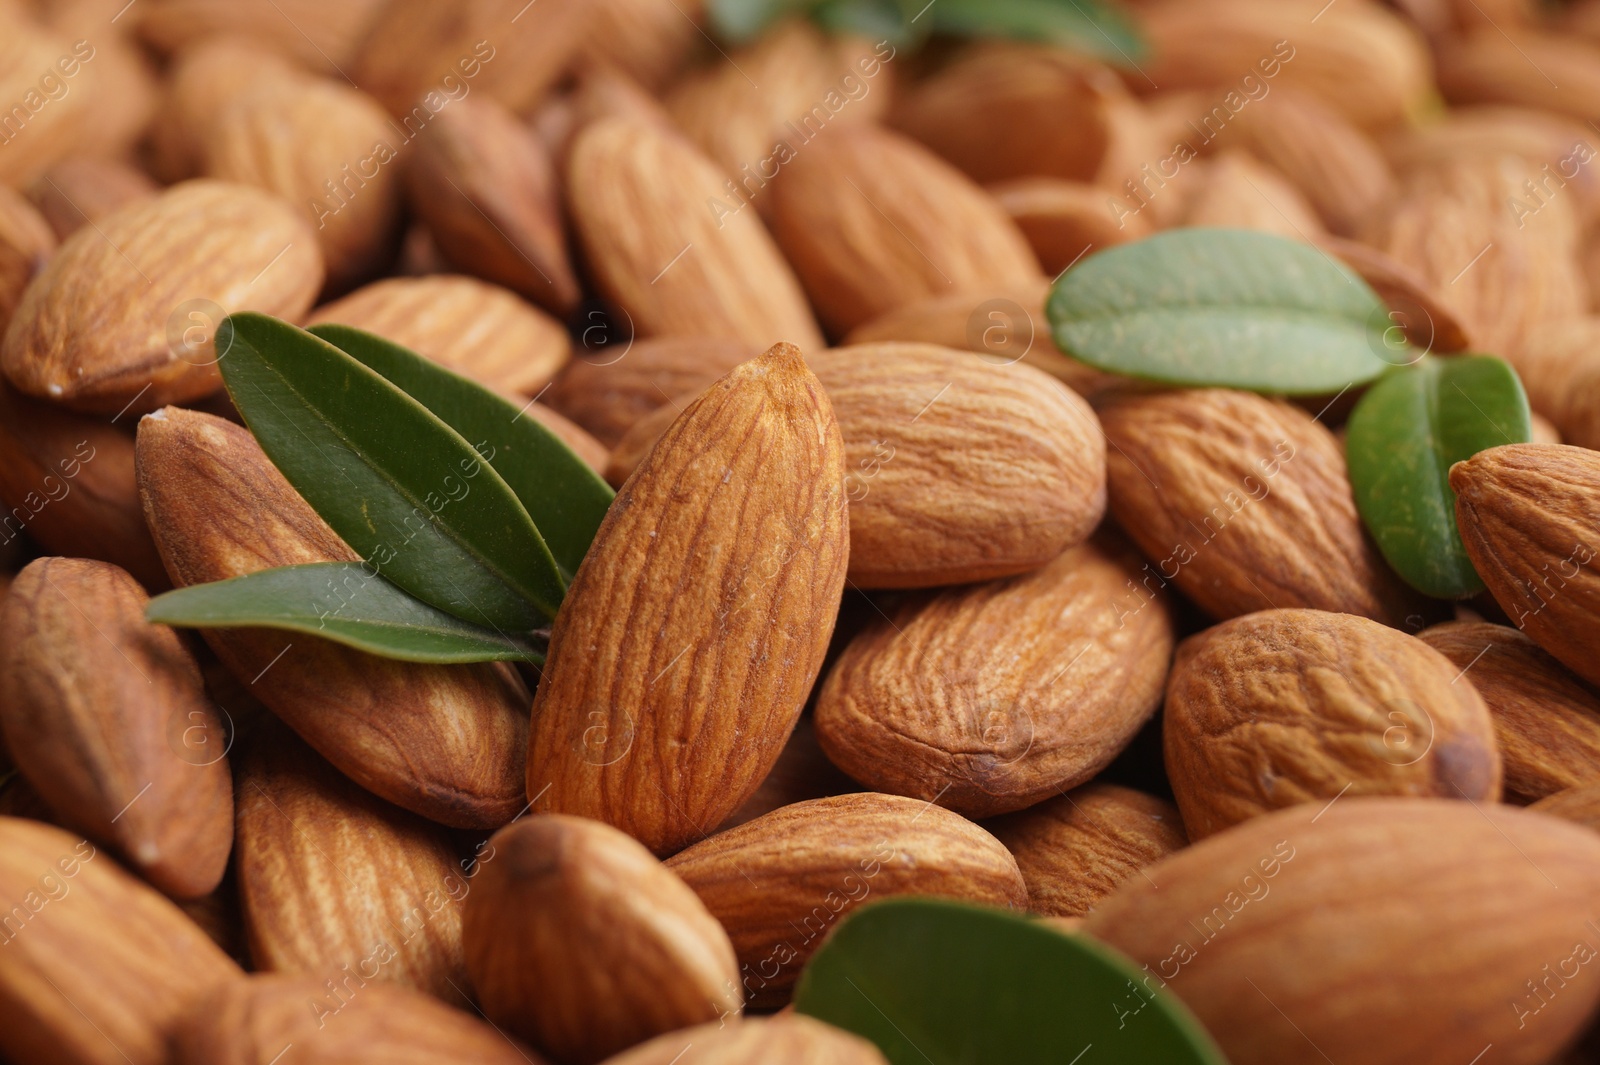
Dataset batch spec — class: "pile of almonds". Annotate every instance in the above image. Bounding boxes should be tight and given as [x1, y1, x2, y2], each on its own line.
[4, 0, 1600, 1063]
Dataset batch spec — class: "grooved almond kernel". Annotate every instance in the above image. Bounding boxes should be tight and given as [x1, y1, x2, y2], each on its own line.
[0, 187, 54, 334]
[147, 37, 301, 182]
[1503, 317, 1600, 451]
[1179, 150, 1326, 239]
[134, 0, 385, 74]
[1531, 783, 1600, 832]
[1436, 30, 1600, 125]
[577, 0, 703, 93]
[25, 157, 158, 242]
[988, 178, 1151, 277]
[600, 1015, 887, 1065]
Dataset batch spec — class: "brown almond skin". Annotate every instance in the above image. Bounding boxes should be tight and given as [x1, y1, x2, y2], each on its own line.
[1083, 799, 1600, 1065]
[0, 558, 232, 898]
[1181, 151, 1326, 240]
[135, 407, 530, 829]
[1100, 388, 1427, 626]
[1531, 783, 1600, 833]
[717, 714, 860, 832]
[404, 95, 578, 315]
[236, 723, 471, 1006]
[600, 1015, 887, 1065]
[768, 124, 1041, 336]
[815, 538, 1174, 817]
[666, 793, 1028, 1008]
[146, 37, 302, 181]
[1165, 609, 1502, 839]
[1318, 235, 1472, 354]
[989, 177, 1151, 277]
[1420, 620, 1600, 803]
[0, 817, 244, 1065]
[307, 274, 571, 396]
[988, 783, 1188, 918]
[0, 185, 55, 333]
[170, 973, 544, 1065]
[464, 815, 741, 1064]
[567, 116, 824, 353]
[526, 344, 848, 856]
[1454, 444, 1600, 689]
[1, 180, 324, 415]
[26, 157, 159, 242]
[134, 0, 385, 74]
[1506, 317, 1600, 452]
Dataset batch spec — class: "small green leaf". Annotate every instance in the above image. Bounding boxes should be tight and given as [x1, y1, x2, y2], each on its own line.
[813, 0, 920, 43]
[929, 0, 1146, 63]
[309, 324, 614, 582]
[146, 564, 543, 664]
[794, 898, 1227, 1065]
[1048, 228, 1400, 394]
[1347, 355, 1531, 599]
[217, 313, 563, 631]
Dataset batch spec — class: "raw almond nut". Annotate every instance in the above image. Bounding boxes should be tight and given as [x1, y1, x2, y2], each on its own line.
[1531, 784, 1600, 832]
[25, 157, 158, 242]
[666, 793, 1027, 1007]
[1317, 235, 1472, 354]
[601, 1015, 887, 1065]
[134, 0, 385, 73]
[463, 814, 741, 1063]
[0, 16, 98, 187]
[524, 402, 609, 475]
[1452, 444, 1600, 689]
[814, 537, 1174, 817]
[307, 274, 571, 396]
[0, 185, 54, 336]
[0, 557, 232, 898]
[567, 116, 824, 352]
[1436, 31, 1600, 126]
[577, 0, 703, 93]
[989, 783, 1188, 918]
[135, 406, 530, 828]
[1419, 621, 1600, 803]
[1165, 608, 1501, 839]
[988, 177, 1151, 276]
[526, 344, 847, 855]
[170, 973, 541, 1065]
[1, 180, 324, 415]
[542, 336, 751, 448]
[768, 124, 1041, 335]
[557, 62, 681, 162]
[1502, 317, 1600, 451]
[235, 722, 470, 1005]
[1179, 150, 1326, 239]
[1099, 388, 1426, 626]
[0, 816, 244, 1065]
[717, 715, 859, 832]
[147, 36, 302, 181]
[1084, 799, 1600, 1065]
[1532, 412, 1563, 446]
[404, 95, 579, 315]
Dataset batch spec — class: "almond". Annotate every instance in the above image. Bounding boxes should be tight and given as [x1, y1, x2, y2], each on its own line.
[814, 537, 1174, 817]
[601, 1015, 887, 1065]
[1099, 388, 1426, 626]
[463, 814, 741, 1063]
[0, 185, 54, 335]
[135, 406, 531, 828]
[1178, 150, 1326, 239]
[170, 973, 542, 1065]
[566, 116, 824, 352]
[1531, 783, 1600, 832]
[147, 36, 302, 181]
[524, 402, 609, 476]
[0, 816, 243, 1065]
[525, 344, 847, 855]
[25, 158, 156, 243]
[0, 557, 232, 898]
[133, 0, 384, 73]
[1165, 608, 1501, 839]
[541, 336, 751, 448]
[404, 95, 579, 315]
[0, 14, 98, 187]
[306, 274, 570, 396]
[235, 721, 470, 1006]
[767, 124, 1041, 336]
[988, 782, 1188, 918]
[1, 180, 324, 415]
[717, 714, 859, 832]
[1082, 799, 1600, 1065]
[1452, 444, 1600, 689]
[665, 793, 1027, 1007]
[1317, 234, 1472, 354]
[1436, 31, 1600, 126]
[1502, 317, 1600, 451]
[1420, 620, 1600, 803]
[578, 0, 703, 93]
[988, 177, 1151, 276]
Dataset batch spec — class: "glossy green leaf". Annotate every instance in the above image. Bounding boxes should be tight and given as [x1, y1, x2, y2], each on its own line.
[794, 898, 1227, 1065]
[1347, 355, 1531, 599]
[217, 313, 562, 631]
[146, 564, 543, 664]
[309, 324, 614, 582]
[1048, 228, 1400, 394]
[929, 0, 1146, 63]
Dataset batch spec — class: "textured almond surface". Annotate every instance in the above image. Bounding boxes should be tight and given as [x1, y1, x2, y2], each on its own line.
[135, 407, 530, 828]
[815, 538, 1173, 816]
[1531, 783, 1600, 832]
[1165, 609, 1501, 838]
[1421, 620, 1600, 803]
[990, 177, 1150, 276]
[307, 274, 571, 395]
[1453, 444, 1600, 689]
[1180, 151, 1326, 238]
[988, 782, 1188, 918]
[26, 157, 159, 242]
[812, 343, 1105, 587]
[0, 186, 55, 332]
[1, 181, 323, 414]
[0, 817, 243, 1065]
[1083, 799, 1600, 1065]
[567, 116, 823, 352]
[543, 336, 752, 448]
[1319, 235, 1472, 354]
[0, 558, 232, 898]
[527, 345, 848, 855]
[146, 37, 301, 181]
[602, 1015, 887, 1065]
[666, 793, 1027, 1007]
[464, 815, 740, 1064]
[1506, 317, 1600, 451]
[1436, 30, 1600, 124]
[135, 0, 385, 73]
[1100, 388, 1425, 625]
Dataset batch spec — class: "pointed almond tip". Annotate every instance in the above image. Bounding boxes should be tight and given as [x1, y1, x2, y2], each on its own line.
[758, 341, 807, 373]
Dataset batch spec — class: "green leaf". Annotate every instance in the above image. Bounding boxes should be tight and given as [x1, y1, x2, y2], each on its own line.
[1346, 355, 1531, 599]
[1047, 228, 1401, 394]
[217, 313, 563, 631]
[309, 324, 613, 583]
[794, 898, 1227, 1065]
[813, 0, 920, 43]
[708, 0, 820, 42]
[146, 564, 543, 664]
[928, 0, 1147, 63]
